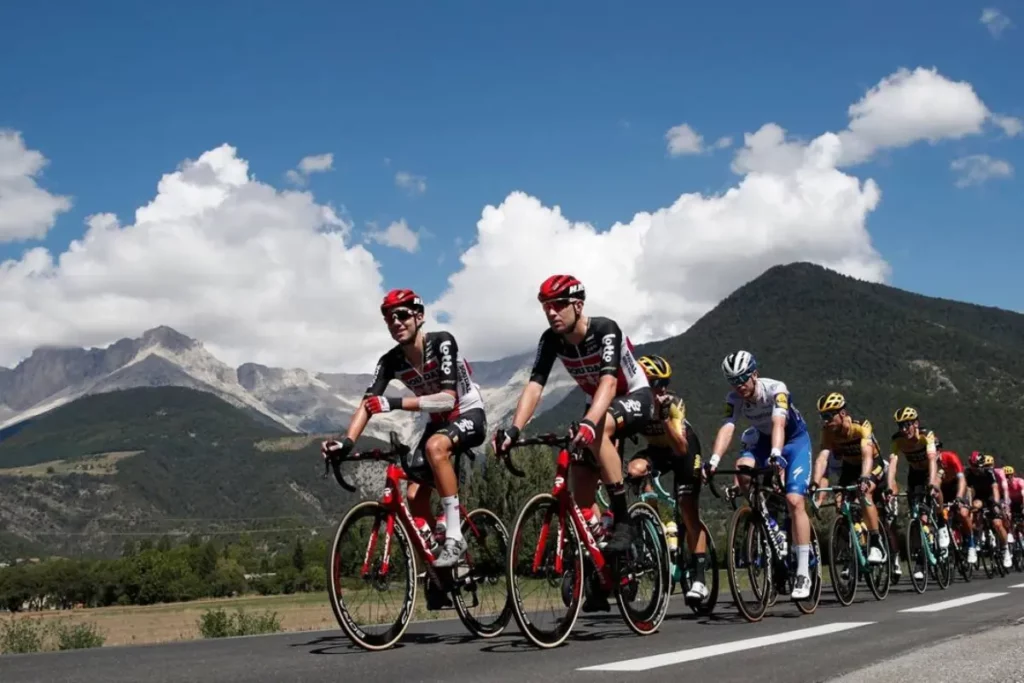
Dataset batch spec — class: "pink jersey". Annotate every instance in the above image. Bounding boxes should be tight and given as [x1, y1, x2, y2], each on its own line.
[995, 467, 1009, 492]
[1009, 476, 1024, 503]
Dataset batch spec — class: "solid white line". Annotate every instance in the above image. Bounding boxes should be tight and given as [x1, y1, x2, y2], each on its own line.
[1010, 583, 1024, 588]
[899, 592, 1008, 613]
[577, 622, 875, 672]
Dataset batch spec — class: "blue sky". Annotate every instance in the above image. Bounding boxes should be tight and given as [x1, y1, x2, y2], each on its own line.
[0, 0, 1022, 368]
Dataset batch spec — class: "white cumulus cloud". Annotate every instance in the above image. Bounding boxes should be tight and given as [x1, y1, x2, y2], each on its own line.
[666, 123, 704, 156]
[981, 8, 1012, 37]
[0, 144, 392, 372]
[992, 114, 1023, 138]
[286, 152, 334, 185]
[395, 171, 427, 195]
[366, 219, 420, 253]
[0, 130, 73, 243]
[950, 154, 1014, 187]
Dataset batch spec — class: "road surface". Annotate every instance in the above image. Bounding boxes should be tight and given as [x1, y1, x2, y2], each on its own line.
[2, 573, 1022, 682]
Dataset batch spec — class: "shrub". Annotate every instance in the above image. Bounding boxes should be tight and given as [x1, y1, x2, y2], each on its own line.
[198, 608, 281, 639]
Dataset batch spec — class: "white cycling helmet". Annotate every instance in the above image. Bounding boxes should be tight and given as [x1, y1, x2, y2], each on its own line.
[722, 350, 757, 381]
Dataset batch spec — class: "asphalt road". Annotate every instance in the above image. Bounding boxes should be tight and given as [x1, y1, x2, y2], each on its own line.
[2, 573, 1022, 683]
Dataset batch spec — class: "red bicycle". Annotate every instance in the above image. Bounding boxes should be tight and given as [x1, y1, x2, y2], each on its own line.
[325, 431, 512, 650]
[500, 431, 670, 649]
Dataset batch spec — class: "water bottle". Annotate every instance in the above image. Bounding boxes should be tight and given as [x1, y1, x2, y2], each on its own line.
[767, 517, 787, 556]
[665, 521, 679, 553]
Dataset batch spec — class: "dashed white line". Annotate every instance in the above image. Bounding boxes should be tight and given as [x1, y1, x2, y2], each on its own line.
[577, 622, 876, 672]
[1010, 583, 1024, 588]
[899, 592, 1008, 613]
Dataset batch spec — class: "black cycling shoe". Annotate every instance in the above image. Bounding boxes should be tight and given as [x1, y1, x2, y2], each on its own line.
[604, 523, 637, 554]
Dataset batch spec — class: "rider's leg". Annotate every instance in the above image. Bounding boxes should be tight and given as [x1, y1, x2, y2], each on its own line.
[586, 412, 632, 547]
[425, 433, 462, 542]
[406, 481, 434, 523]
[784, 432, 813, 592]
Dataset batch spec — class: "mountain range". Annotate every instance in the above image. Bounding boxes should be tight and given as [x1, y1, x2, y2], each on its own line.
[4, 261, 1024, 558]
[0, 326, 576, 445]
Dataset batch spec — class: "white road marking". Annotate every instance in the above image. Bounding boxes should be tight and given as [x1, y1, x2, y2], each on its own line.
[899, 592, 1008, 613]
[577, 622, 875, 672]
[1010, 583, 1024, 588]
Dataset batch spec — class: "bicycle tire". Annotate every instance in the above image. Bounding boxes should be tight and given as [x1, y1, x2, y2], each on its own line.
[452, 508, 513, 638]
[794, 522, 822, 614]
[616, 501, 671, 636]
[507, 493, 584, 649]
[906, 518, 928, 594]
[829, 516, 857, 607]
[726, 505, 769, 623]
[865, 522, 891, 601]
[327, 501, 417, 651]
[687, 520, 720, 616]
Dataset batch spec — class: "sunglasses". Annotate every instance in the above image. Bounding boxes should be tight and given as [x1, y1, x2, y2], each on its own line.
[728, 372, 754, 387]
[897, 420, 916, 430]
[384, 308, 417, 323]
[819, 410, 841, 422]
[541, 298, 574, 312]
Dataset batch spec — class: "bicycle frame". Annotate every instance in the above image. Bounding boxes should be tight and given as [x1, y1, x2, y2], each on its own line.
[813, 484, 875, 568]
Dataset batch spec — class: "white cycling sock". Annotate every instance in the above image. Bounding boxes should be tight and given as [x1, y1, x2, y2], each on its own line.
[796, 545, 810, 577]
[442, 495, 463, 541]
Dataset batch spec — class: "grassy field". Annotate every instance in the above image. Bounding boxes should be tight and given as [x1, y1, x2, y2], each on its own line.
[0, 450, 143, 478]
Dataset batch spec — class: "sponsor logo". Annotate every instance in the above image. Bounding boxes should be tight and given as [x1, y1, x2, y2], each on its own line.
[622, 350, 638, 377]
[454, 418, 475, 434]
[601, 334, 616, 363]
[439, 340, 453, 376]
[620, 398, 641, 415]
[774, 393, 789, 410]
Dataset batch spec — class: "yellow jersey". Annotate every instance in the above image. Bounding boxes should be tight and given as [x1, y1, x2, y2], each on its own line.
[890, 428, 939, 471]
[820, 418, 880, 465]
[640, 391, 686, 450]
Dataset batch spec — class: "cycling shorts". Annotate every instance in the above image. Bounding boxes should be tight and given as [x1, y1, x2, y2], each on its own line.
[741, 429, 813, 496]
[604, 387, 656, 440]
[405, 408, 486, 486]
[630, 423, 703, 497]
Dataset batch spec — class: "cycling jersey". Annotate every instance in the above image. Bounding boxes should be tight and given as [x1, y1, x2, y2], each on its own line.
[890, 429, 939, 471]
[365, 331, 484, 423]
[640, 391, 686, 449]
[1009, 476, 1024, 504]
[966, 468, 999, 501]
[938, 451, 964, 485]
[722, 377, 807, 440]
[820, 417, 879, 466]
[529, 316, 648, 399]
[994, 467, 1009, 494]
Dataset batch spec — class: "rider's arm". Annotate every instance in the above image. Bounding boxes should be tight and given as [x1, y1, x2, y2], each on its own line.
[708, 394, 739, 470]
[812, 449, 831, 486]
[992, 475, 1002, 504]
[858, 422, 876, 479]
[344, 353, 396, 441]
[582, 321, 626, 425]
[925, 433, 938, 487]
[662, 400, 688, 455]
[887, 453, 899, 491]
[957, 472, 967, 499]
[510, 381, 544, 431]
[769, 390, 789, 456]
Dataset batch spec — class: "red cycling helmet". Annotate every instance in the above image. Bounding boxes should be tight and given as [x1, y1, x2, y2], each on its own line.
[380, 289, 424, 314]
[537, 274, 585, 303]
[969, 450, 984, 467]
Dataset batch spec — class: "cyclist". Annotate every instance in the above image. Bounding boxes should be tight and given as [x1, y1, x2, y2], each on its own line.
[320, 289, 487, 570]
[626, 354, 709, 603]
[809, 392, 884, 564]
[936, 449, 976, 565]
[966, 451, 1013, 569]
[494, 274, 654, 559]
[889, 406, 948, 581]
[994, 460, 1015, 546]
[704, 350, 815, 600]
[1006, 465, 1023, 543]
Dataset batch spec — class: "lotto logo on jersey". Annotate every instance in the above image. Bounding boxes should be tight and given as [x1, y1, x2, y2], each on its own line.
[774, 393, 789, 410]
[439, 340, 453, 375]
[454, 418, 475, 434]
[601, 334, 616, 363]
[620, 398, 642, 415]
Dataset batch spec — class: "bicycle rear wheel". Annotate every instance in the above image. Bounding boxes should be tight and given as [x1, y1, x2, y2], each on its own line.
[865, 523, 891, 601]
[794, 522, 822, 614]
[687, 520, 720, 616]
[726, 506, 771, 622]
[452, 508, 513, 638]
[327, 501, 417, 651]
[507, 493, 584, 649]
[906, 518, 928, 594]
[615, 501, 671, 636]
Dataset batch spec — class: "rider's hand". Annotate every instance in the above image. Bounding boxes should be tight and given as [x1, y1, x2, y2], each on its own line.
[701, 453, 721, 483]
[571, 419, 597, 449]
[768, 447, 783, 468]
[321, 437, 354, 461]
[492, 426, 520, 456]
[857, 476, 872, 495]
[364, 396, 398, 415]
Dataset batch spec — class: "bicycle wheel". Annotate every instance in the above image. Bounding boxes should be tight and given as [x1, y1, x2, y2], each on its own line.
[452, 508, 513, 638]
[327, 501, 417, 651]
[615, 501, 671, 636]
[688, 520, 720, 616]
[507, 493, 584, 649]
[933, 541, 952, 589]
[828, 516, 857, 606]
[906, 518, 928, 594]
[865, 523, 891, 601]
[794, 522, 823, 614]
[726, 506, 771, 623]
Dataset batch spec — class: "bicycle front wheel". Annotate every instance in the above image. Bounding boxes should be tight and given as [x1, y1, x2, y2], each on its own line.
[726, 506, 771, 623]
[507, 493, 584, 649]
[687, 520, 720, 617]
[828, 516, 857, 607]
[616, 501, 671, 636]
[327, 501, 417, 651]
[452, 508, 513, 638]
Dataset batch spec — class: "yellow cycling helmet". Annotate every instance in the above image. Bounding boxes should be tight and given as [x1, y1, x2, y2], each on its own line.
[816, 392, 846, 413]
[1004, 465, 1015, 476]
[893, 406, 918, 423]
[638, 354, 672, 388]
[983, 454, 995, 468]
